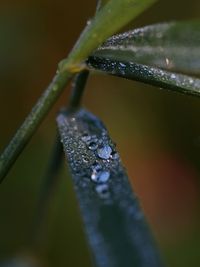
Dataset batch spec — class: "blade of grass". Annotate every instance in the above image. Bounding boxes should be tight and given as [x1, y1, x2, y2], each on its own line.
[0, 0, 157, 182]
[87, 56, 200, 97]
[57, 108, 163, 267]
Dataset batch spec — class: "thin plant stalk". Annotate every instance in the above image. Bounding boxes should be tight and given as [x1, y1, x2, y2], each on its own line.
[30, 70, 89, 248]
[0, 72, 72, 183]
[69, 70, 89, 109]
[31, 133, 63, 248]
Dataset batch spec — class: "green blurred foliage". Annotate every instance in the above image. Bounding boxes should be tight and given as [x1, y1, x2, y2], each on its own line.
[0, 0, 200, 266]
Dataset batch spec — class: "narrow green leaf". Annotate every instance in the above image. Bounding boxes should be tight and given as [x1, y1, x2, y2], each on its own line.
[57, 108, 162, 267]
[87, 56, 200, 97]
[59, 0, 157, 71]
[92, 20, 200, 75]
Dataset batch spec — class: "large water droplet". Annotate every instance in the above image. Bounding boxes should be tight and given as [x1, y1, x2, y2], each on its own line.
[91, 170, 110, 183]
[97, 145, 112, 159]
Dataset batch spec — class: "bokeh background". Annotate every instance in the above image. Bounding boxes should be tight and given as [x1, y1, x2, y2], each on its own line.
[0, 0, 200, 266]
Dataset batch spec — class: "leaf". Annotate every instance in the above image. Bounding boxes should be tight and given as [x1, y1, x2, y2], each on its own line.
[57, 108, 162, 267]
[59, 0, 157, 71]
[92, 20, 200, 76]
[87, 56, 200, 97]
[96, 0, 110, 11]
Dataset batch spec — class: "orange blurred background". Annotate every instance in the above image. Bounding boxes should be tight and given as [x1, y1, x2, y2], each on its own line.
[0, 0, 200, 266]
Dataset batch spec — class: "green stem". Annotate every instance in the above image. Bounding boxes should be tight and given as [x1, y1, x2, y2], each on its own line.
[59, 0, 157, 71]
[69, 70, 89, 109]
[0, 71, 72, 183]
[30, 70, 89, 248]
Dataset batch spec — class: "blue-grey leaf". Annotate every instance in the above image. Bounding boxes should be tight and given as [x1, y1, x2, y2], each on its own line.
[56, 108, 163, 267]
[87, 56, 200, 97]
[93, 21, 200, 75]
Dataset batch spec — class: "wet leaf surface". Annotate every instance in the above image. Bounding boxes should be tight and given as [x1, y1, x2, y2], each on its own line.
[57, 108, 162, 267]
[92, 20, 200, 76]
[87, 56, 200, 97]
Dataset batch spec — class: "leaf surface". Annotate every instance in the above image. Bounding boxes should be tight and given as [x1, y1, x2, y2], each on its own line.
[96, 0, 110, 11]
[92, 21, 200, 75]
[87, 56, 200, 97]
[57, 108, 162, 267]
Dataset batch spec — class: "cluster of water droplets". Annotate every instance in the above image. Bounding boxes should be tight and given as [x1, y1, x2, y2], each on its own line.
[88, 56, 200, 96]
[57, 111, 122, 200]
[80, 130, 120, 199]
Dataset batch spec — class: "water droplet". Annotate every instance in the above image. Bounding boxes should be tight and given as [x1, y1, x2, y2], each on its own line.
[102, 130, 107, 136]
[82, 154, 89, 163]
[165, 58, 170, 66]
[95, 184, 110, 198]
[119, 62, 126, 75]
[91, 170, 110, 183]
[97, 145, 112, 159]
[73, 125, 78, 131]
[111, 151, 119, 160]
[81, 133, 91, 143]
[88, 141, 98, 150]
[52, 85, 58, 91]
[119, 62, 126, 68]
[92, 162, 102, 171]
[87, 20, 91, 26]
[189, 78, 194, 85]
[171, 74, 176, 79]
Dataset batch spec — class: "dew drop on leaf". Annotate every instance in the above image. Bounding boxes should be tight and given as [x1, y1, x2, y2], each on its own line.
[111, 151, 119, 160]
[95, 184, 110, 199]
[81, 133, 91, 143]
[88, 141, 99, 150]
[97, 145, 112, 159]
[91, 169, 110, 183]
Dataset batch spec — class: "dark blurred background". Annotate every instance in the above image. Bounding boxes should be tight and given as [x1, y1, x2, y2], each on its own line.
[0, 0, 200, 266]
